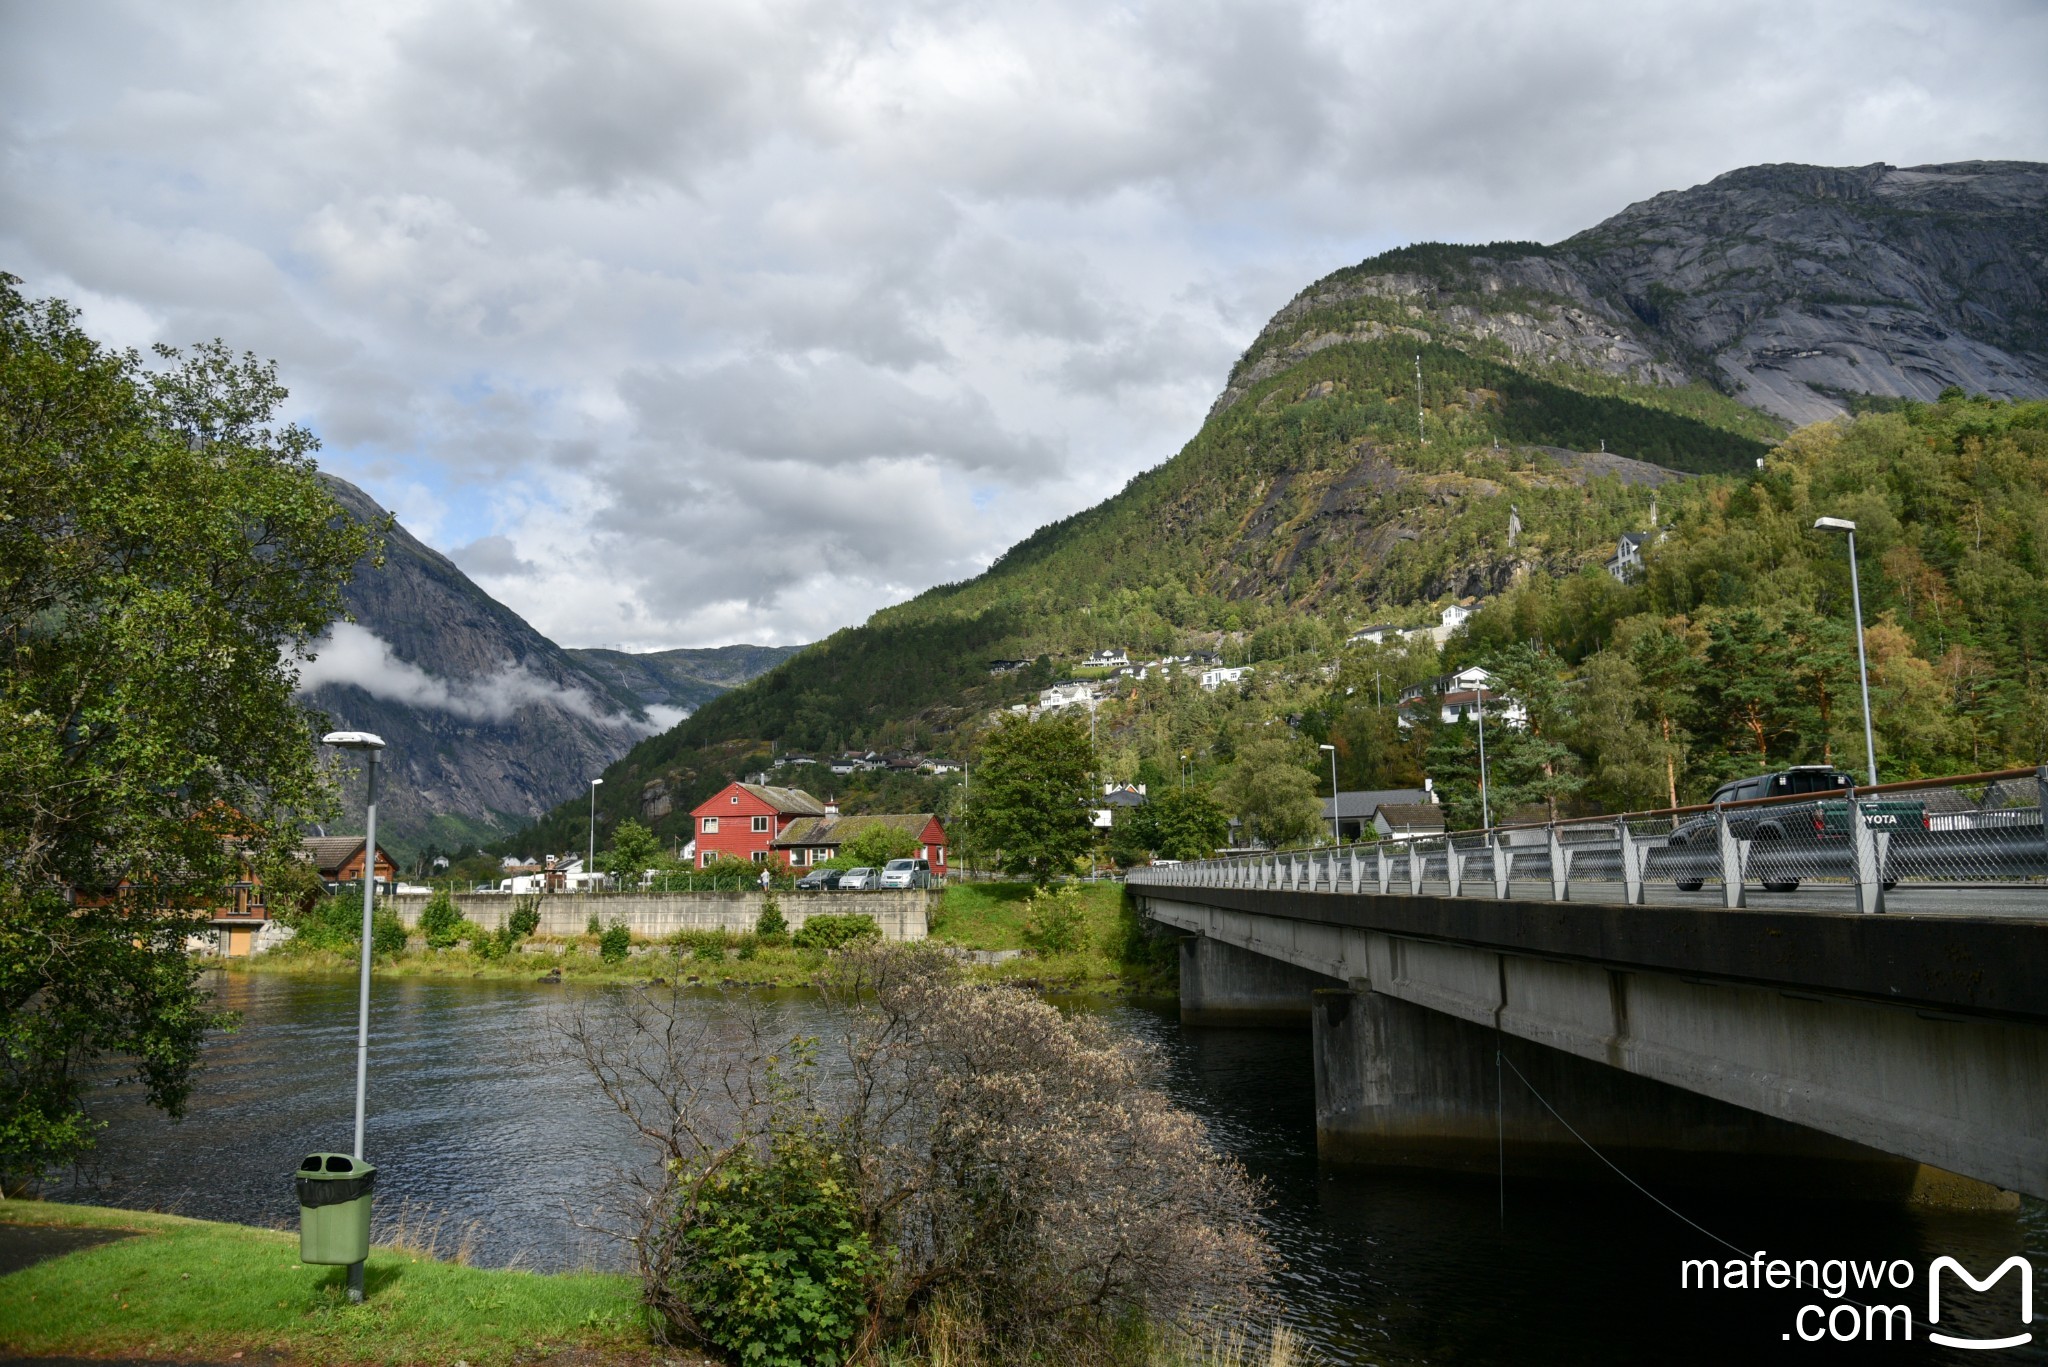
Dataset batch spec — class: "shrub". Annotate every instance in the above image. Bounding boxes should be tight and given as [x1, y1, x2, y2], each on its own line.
[586, 912, 602, 936]
[755, 895, 788, 942]
[1021, 884, 1088, 955]
[599, 921, 632, 964]
[791, 913, 880, 951]
[508, 898, 541, 939]
[554, 945, 1270, 1361]
[676, 1134, 887, 1367]
[734, 933, 759, 962]
[282, 891, 408, 958]
[419, 889, 463, 949]
[370, 910, 408, 958]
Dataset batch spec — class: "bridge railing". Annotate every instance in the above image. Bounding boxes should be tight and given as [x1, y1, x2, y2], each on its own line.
[1127, 767, 2048, 913]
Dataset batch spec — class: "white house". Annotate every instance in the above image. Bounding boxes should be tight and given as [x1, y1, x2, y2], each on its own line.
[1199, 665, 1252, 692]
[1039, 681, 1103, 711]
[1396, 666, 1528, 730]
[1605, 531, 1649, 582]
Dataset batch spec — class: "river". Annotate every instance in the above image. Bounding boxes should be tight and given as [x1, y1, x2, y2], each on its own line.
[49, 973, 2045, 1364]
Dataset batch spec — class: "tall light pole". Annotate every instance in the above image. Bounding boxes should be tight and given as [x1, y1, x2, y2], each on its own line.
[1473, 685, 1493, 829]
[588, 777, 604, 891]
[1813, 517, 1881, 786]
[321, 730, 383, 1305]
[1319, 743, 1339, 845]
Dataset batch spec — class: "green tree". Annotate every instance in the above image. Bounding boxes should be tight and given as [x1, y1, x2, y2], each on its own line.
[1218, 733, 1324, 848]
[825, 822, 921, 870]
[1, 278, 375, 1188]
[600, 818, 662, 886]
[971, 713, 1095, 884]
[1122, 788, 1231, 861]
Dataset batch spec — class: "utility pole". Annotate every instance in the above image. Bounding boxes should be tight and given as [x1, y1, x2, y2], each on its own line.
[1415, 353, 1426, 445]
[1319, 743, 1339, 845]
[588, 777, 603, 891]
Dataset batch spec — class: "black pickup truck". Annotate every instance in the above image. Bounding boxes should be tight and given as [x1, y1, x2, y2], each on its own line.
[1667, 766, 1927, 892]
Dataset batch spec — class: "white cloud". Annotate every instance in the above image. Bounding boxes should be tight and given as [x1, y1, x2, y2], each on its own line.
[4, 0, 2044, 649]
[293, 622, 666, 734]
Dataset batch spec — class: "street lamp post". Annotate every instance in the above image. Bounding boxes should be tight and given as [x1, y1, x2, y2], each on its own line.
[1813, 517, 1881, 786]
[1319, 743, 1339, 845]
[1473, 686, 1493, 830]
[320, 729, 384, 1304]
[588, 777, 604, 892]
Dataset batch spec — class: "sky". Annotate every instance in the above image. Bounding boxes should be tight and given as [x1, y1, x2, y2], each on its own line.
[5, 1, 2045, 651]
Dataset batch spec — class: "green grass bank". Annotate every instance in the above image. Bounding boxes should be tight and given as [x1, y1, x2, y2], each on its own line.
[0, 1199, 653, 1366]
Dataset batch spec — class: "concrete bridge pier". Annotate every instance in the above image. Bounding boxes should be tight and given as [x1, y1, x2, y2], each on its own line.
[1310, 987, 1976, 1202]
[1180, 935, 1342, 1028]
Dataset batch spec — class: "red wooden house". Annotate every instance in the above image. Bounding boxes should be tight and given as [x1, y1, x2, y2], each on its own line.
[690, 783, 827, 867]
[771, 812, 948, 874]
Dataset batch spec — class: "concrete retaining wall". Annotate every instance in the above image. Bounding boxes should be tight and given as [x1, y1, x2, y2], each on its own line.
[384, 890, 928, 942]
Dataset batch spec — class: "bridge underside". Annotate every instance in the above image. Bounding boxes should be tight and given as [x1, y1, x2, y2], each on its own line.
[1145, 894, 2046, 1203]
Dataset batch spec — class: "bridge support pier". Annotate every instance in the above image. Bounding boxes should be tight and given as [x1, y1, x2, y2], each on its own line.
[1311, 987, 1945, 1200]
[1180, 935, 1342, 1028]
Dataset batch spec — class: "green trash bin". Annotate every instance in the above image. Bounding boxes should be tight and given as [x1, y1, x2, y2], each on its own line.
[296, 1153, 375, 1266]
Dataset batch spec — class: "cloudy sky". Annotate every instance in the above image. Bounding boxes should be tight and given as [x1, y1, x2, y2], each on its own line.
[6, 1, 2044, 650]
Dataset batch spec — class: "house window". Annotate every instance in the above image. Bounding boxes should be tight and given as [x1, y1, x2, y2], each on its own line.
[752, 815, 769, 833]
[813, 847, 828, 862]
[789, 848, 805, 866]
[731, 795, 740, 804]
[702, 816, 719, 833]
[751, 851, 766, 864]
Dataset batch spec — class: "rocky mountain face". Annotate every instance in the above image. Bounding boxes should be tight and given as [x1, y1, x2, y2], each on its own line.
[302, 476, 795, 860]
[1217, 161, 2048, 427]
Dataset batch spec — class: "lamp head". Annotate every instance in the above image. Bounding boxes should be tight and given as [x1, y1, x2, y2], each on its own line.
[1318, 743, 1336, 752]
[590, 777, 604, 787]
[1813, 516, 1857, 533]
[321, 731, 385, 750]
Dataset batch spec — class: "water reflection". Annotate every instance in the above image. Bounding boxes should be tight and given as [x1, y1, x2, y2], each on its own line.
[51, 972, 2045, 1365]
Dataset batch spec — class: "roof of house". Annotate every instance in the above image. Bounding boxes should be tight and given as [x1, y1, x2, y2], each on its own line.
[1101, 787, 1149, 807]
[300, 836, 393, 876]
[725, 783, 828, 815]
[1374, 803, 1447, 832]
[1324, 789, 1432, 820]
[771, 812, 941, 848]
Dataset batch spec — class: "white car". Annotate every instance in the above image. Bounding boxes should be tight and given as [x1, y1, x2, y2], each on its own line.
[837, 866, 877, 890]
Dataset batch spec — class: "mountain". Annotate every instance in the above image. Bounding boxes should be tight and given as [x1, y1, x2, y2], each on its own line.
[302, 477, 796, 861]
[512, 160, 2048, 854]
[1214, 161, 2047, 427]
[565, 644, 803, 716]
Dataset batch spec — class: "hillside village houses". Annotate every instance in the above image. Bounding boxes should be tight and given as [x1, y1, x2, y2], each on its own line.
[1349, 601, 1479, 649]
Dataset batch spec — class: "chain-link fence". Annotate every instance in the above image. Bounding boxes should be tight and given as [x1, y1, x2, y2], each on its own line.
[1130, 767, 2048, 913]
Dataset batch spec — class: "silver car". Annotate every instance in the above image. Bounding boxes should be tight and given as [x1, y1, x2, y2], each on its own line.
[837, 866, 877, 890]
[879, 858, 930, 889]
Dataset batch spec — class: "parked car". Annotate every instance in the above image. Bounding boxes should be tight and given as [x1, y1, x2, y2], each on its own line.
[795, 867, 844, 891]
[1665, 766, 1926, 892]
[879, 858, 931, 889]
[837, 866, 877, 891]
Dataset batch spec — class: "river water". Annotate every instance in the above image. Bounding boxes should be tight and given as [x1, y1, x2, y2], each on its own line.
[50, 973, 2045, 1365]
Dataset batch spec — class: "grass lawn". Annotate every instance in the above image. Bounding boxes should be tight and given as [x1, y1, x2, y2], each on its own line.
[930, 881, 1175, 992]
[0, 1199, 663, 1366]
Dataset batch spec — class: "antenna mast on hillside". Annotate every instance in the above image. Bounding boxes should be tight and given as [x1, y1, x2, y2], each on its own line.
[1414, 353, 1426, 445]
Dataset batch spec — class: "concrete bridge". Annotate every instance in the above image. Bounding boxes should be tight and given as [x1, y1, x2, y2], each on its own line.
[1129, 851, 2048, 1205]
